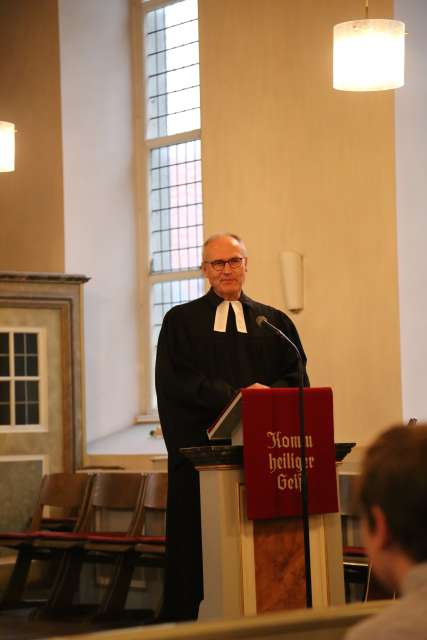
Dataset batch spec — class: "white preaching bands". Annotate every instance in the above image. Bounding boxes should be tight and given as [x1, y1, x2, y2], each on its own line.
[213, 300, 248, 334]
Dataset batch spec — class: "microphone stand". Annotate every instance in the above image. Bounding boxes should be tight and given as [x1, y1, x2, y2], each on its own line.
[296, 355, 312, 608]
[257, 316, 312, 607]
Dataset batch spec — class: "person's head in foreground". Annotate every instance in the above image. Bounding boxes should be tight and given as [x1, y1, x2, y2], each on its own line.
[346, 424, 427, 639]
[358, 424, 427, 592]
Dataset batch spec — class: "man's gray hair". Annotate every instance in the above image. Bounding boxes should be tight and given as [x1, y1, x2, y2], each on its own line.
[202, 233, 247, 261]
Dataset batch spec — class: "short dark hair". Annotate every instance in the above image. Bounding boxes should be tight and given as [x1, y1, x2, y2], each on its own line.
[358, 425, 427, 562]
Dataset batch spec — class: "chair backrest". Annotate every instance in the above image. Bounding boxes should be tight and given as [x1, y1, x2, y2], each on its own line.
[79, 472, 146, 535]
[135, 472, 168, 536]
[143, 473, 168, 510]
[30, 472, 93, 531]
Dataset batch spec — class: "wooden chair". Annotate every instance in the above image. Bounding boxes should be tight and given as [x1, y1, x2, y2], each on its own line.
[92, 471, 167, 622]
[35, 471, 146, 618]
[41, 472, 167, 623]
[0, 472, 93, 610]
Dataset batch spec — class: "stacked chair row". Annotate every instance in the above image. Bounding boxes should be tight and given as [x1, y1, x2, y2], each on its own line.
[0, 471, 167, 623]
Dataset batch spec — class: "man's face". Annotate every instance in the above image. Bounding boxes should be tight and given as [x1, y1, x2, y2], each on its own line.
[202, 236, 247, 300]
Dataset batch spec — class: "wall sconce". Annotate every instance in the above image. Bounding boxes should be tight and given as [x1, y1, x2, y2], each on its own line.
[280, 251, 304, 312]
[333, 1, 405, 91]
[0, 121, 16, 172]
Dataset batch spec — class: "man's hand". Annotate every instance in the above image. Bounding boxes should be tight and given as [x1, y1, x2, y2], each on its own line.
[245, 382, 270, 389]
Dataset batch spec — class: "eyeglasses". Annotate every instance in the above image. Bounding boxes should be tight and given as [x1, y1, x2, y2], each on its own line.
[203, 257, 246, 272]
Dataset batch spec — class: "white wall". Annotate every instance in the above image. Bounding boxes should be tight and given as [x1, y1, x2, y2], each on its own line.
[395, 0, 427, 422]
[55, 0, 427, 451]
[58, 0, 141, 444]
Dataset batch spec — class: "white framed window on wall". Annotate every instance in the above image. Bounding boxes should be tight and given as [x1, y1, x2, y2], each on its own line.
[132, 0, 205, 416]
[0, 328, 48, 432]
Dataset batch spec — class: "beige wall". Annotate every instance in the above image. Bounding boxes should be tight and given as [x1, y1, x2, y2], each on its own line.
[199, 0, 402, 444]
[0, 0, 403, 446]
[0, 0, 64, 272]
[58, 0, 141, 444]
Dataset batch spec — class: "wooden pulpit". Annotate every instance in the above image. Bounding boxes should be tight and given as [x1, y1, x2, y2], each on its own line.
[182, 387, 346, 621]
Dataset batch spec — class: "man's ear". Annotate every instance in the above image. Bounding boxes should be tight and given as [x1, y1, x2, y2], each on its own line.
[370, 505, 392, 550]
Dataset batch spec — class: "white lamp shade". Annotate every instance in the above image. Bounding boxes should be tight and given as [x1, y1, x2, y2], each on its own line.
[0, 121, 15, 172]
[333, 19, 405, 91]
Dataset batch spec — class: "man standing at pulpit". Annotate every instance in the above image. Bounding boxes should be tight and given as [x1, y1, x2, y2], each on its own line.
[155, 233, 308, 622]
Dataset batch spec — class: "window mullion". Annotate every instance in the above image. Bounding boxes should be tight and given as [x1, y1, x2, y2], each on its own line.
[10, 332, 15, 427]
[145, 128, 200, 150]
[149, 268, 202, 283]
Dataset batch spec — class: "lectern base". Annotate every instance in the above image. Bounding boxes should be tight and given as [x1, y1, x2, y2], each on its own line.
[196, 461, 345, 621]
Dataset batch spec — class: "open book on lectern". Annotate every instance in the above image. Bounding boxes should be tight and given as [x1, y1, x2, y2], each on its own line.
[207, 392, 243, 445]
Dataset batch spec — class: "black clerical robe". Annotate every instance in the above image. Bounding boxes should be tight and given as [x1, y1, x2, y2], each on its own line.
[155, 288, 308, 621]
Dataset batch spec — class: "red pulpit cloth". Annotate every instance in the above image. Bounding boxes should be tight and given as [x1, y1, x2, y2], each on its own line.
[242, 387, 338, 520]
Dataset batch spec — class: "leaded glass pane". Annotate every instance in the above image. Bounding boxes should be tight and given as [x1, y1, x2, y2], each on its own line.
[14, 356, 25, 376]
[14, 333, 25, 354]
[15, 381, 39, 403]
[15, 404, 26, 425]
[27, 356, 38, 376]
[145, 0, 200, 138]
[15, 399, 40, 426]
[13, 333, 39, 377]
[27, 404, 39, 424]
[0, 404, 10, 425]
[26, 334, 38, 354]
[0, 381, 9, 402]
[27, 381, 38, 402]
[15, 381, 26, 402]
[152, 277, 204, 348]
[0, 356, 9, 376]
[150, 140, 203, 273]
[0, 333, 8, 354]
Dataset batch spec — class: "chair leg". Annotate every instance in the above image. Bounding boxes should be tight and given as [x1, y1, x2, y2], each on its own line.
[94, 553, 135, 620]
[36, 549, 85, 618]
[0, 549, 33, 609]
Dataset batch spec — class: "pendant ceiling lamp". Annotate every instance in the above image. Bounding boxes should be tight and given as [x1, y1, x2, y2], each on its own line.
[333, 1, 405, 91]
[0, 121, 15, 172]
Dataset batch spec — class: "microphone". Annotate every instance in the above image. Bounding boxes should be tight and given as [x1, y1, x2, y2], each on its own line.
[256, 315, 303, 365]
